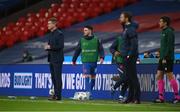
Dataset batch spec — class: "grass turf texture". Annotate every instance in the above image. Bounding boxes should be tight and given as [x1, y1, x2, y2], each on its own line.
[0, 96, 180, 111]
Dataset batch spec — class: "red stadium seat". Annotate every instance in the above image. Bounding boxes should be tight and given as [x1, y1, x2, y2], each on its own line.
[52, 12, 59, 18]
[103, 2, 114, 13]
[18, 17, 26, 24]
[68, 16, 75, 25]
[45, 11, 53, 20]
[6, 35, 16, 47]
[93, 7, 102, 15]
[76, 8, 86, 22]
[14, 30, 22, 42]
[60, 3, 69, 11]
[57, 16, 65, 28]
[81, 12, 88, 20]
[39, 8, 47, 14]
[11, 26, 20, 42]
[31, 26, 37, 37]
[51, 3, 60, 12]
[7, 22, 15, 29]
[79, 2, 87, 10]
[69, 2, 78, 10]
[116, 0, 128, 8]
[37, 26, 47, 37]
[23, 27, 32, 40]
[91, 0, 98, 3]
[99, 2, 105, 11]
[0, 39, 4, 48]
[0, 31, 5, 48]
[72, 11, 78, 18]
[57, 8, 63, 14]
[34, 21, 40, 29]
[62, 0, 72, 4]
[27, 12, 36, 18]
[67, 8, 74, 16]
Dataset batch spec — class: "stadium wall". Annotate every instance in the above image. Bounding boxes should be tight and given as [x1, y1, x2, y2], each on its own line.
[0, 64, 179, 101]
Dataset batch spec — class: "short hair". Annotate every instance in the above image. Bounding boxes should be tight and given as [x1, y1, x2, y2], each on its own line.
[48, 17, 57, 24]
[160, 16, 171, 26]
[84, 25, 93, 31]
[121, 11, 132, 22]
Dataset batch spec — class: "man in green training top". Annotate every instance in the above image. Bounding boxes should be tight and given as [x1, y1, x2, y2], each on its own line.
[154, 16, 180, 104]
[72, 25, 104, 99]
[110, 36, 128, 101]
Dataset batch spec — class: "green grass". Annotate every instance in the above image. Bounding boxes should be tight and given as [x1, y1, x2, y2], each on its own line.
[0, 96, 180, 111]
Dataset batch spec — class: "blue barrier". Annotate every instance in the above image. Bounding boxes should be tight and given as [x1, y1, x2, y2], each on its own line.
[0, 64, 179, 101]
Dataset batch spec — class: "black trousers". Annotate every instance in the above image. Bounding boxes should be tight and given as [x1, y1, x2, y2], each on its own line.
[124, 56, 141, 101]
[49, 62, 63, 99]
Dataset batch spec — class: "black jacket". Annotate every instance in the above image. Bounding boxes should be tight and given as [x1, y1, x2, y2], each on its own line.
[110, 22, 139, 57]
[47, 29, 64, 63]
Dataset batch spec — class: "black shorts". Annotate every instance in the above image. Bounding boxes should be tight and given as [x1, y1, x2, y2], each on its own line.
[157, 59, 174, 72]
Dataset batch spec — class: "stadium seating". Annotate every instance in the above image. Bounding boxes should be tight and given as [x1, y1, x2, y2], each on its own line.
[0, 0, 138, 49]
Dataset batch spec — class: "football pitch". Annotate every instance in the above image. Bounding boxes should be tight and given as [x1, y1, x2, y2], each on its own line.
[0, 96, 180, 112]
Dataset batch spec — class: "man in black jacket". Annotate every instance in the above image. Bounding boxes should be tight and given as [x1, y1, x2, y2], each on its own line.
[44, 17, 64, 101]
[118, 12, 141, 104]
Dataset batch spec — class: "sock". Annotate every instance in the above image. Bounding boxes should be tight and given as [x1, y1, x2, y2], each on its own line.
[91, 78, 95, 91]
[169, 79, 179, 99]
[120, 83, 128, 97]
[157, 79, 165, 100]
[85, 76, 91, 92]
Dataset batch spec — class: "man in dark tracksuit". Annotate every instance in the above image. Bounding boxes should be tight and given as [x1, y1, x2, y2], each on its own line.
[45, 17, 64, 101]
[110, 36, 128, 101]
[118, 12, 141, 104]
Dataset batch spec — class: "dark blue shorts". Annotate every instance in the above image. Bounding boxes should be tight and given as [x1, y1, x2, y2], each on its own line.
[82, 62, 97, 75]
